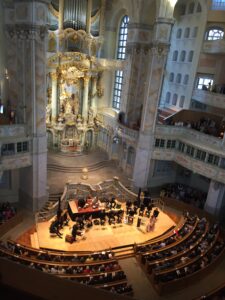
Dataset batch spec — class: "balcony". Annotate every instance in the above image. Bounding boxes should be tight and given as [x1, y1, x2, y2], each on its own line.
[155, 125, 224, 153]
[0, 125, 31, 171]
[152, 149, 225, 185]
[0, 152, 32, 172]
[202, 39, 225, 54]
[117, 123, 139, 143]
[192, 89, 225, 109]
[0, 124, 27, 138]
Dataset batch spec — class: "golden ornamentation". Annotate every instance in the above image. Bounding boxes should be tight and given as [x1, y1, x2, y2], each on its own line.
[48, 4, 59, 18]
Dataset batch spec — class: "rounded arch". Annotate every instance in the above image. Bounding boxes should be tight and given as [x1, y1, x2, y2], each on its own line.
[127, 146, 136, 167]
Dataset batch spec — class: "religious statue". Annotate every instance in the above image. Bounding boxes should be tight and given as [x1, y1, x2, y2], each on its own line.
[46, 103, 52, 123]
[88, 107, 94, 125]
[65, 100, 72, 114]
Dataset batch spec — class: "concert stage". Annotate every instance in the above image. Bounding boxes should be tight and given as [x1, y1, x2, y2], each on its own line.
[35, 206, 176, 252]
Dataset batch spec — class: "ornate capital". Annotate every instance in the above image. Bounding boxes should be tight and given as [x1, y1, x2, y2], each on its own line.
[5, 24, 48, 40]
[151, 43, 170, 57]
[83, 76, 90, 86]
[50, 72, 58, 81]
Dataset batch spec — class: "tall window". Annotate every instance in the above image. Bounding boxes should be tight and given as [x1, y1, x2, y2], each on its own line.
[112, 15, 129, 109]
[212, 0, 225, 10]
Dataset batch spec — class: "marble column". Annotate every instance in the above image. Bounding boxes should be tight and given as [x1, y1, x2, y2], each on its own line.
[125, 19, 174, 188]
[5, 0, 50, 211]
[99, 0, 105, 37]
[59, 0, 64, 30]
[91, 76, 97, 112]
[86, 0, 92, 34]
[82, 76, 90, 122]
[51, 73, 58, 123]
[204, 180, 225, 220]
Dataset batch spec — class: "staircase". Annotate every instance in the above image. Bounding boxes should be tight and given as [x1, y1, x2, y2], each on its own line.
[157, 107, 177, 124]
[113, 244, 135, 259]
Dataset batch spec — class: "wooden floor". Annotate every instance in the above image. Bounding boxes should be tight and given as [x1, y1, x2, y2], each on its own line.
[35, 207, 176, 251]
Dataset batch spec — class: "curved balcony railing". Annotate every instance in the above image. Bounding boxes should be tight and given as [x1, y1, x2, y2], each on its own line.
[152, 149, 225, 185]
[0, 124, 27, 138]
[192, 89, 225, 110]
[155, 125, 224, 152]
[117, 122, 139, 142]
[0, 152, 32, 172]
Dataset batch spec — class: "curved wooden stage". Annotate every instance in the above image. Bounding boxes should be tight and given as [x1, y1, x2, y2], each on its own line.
[35, 206, 176, 252]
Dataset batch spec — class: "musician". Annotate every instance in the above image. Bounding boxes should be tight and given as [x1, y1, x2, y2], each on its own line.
[49, 219, 63, 238]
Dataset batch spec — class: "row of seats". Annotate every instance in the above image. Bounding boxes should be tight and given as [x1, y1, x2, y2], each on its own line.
[0, 241, 133, 296]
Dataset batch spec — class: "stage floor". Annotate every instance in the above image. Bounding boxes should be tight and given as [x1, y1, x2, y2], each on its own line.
[35, 207, 176, 252]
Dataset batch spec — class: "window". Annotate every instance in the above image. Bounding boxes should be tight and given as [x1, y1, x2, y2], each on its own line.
[172, 94, 178, 106]
[188, 50, 194, 62]
[155, 139, 165, 148]
[179, 96, 185, 108]
[196, 149, 206, 161]
[112, 15, 129, 109]
[183, 74, 189, 85]
[176, 73, 182, 84]
[184, 27, 190, 38]
[180, 50, 186, 62]
[127, 147, 135, 166]
[186, 145, 194, 157]
[196, 76, 213, 90]
[178, 142, 185, 152]
[169, 72, 174, 82]
[188, 2, 195, 14]
[212, 0, 225, 10]
[166, 92, 171, 103]
[17, 141, 29, 153]
[1, 143, 15, 156]
[206, 28, 224, 40]
[192, 27, 198, 38]
[176, 28, 182, 39]
[172, 50, 178, 61]
[207, 154, 219, 165]
[166, 140, 176, 149]
[196, 3, 202, 12]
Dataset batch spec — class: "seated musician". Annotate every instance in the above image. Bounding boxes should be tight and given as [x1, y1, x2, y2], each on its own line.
[49, 219, 63, 238]
[109, 197, 117, 209]
[92, 196, 100, 208]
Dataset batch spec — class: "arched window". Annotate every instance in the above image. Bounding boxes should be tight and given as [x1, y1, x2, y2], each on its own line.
[172, 50, 178, 61]
[188, 50, 194, 62]
[169, 72, 174, 82]
[166, 92, 171, 103]
[183, 74, 189, 85]
[176, 73, 182, 84]
[196, 2, 202, 12]
[184, 27, 190, 38]
[180, 50, 186, 62]
[192, 26, 198, 38]
[112, 15, 129, 109]
[206, 28, 224, 41]
[127, 146, 135, 166]
[172, 94, 178, 106]
[179, 96, 185, 108]
[176, 28, 182, 39]
[188, 2, 195, 14]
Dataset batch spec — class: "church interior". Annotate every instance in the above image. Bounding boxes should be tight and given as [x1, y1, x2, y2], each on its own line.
[0, 0, 225, 299]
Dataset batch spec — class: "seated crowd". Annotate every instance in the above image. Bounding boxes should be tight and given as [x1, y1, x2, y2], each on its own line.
[0, 240, 133, 296]
[160, 183, 207, 209]
[0, 202, 16, 224]
[166, 116, 224, 138]
[135, 211, 224, 291]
